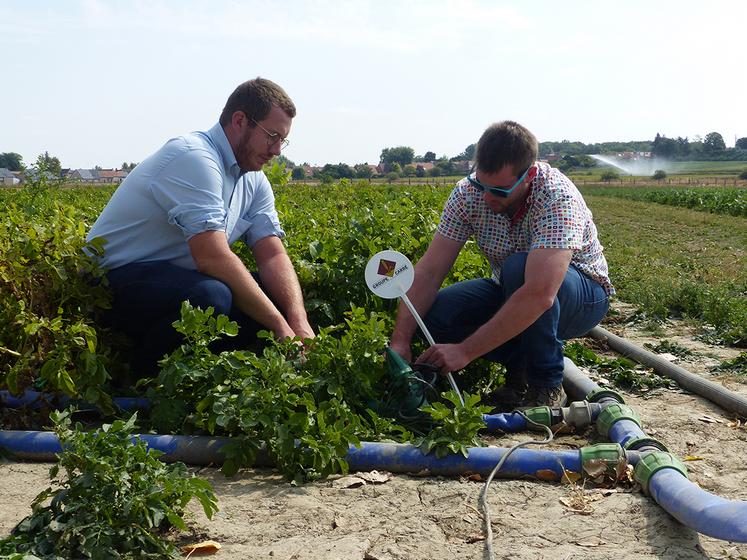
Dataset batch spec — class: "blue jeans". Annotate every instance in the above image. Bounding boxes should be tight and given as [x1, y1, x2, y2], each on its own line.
[105, 261, 266, 377]
[423, 252, 609, 388]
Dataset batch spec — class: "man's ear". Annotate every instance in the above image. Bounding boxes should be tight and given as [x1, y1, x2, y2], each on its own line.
[231, 110, 248, 129]
[527, 165, 538, 181]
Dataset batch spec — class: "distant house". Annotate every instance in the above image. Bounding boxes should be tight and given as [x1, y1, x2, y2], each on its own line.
[68, 169, 100, 182]
[0, 168, 20, 185]
[97, 169, 128, 183]
[22, 168, 57, 183]
[414, 162, 435, 175]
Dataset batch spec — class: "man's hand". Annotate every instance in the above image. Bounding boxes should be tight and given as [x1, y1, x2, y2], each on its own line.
[388, 341, 412, 364]
[415, 343, 471, 375]
[290, 319, 315, 342]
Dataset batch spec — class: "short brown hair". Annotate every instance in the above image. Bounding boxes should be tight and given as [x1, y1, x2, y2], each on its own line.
[219, 77, 296, 126]
[475, 120, 538, 175]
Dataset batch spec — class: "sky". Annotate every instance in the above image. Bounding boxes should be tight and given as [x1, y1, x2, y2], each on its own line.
[1, 0, 746, 169]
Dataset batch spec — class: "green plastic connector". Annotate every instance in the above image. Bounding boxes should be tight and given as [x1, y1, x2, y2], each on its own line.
[634, 451, 688, 494]
[385, 346, 412, 379]
[624, 436, 669, 453]
[579, 443, 627, 479]
[585, 387, 625, 405]
[521, 406, 552, 430]
[596, 403, 641, 437]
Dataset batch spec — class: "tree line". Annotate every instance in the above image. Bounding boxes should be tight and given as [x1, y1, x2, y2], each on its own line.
[4, 130, 746, 182]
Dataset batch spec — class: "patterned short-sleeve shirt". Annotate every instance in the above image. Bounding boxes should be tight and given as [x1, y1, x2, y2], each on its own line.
[437, 161, 615, 295]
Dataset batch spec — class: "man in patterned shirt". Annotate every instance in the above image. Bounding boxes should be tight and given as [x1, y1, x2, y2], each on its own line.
[389, 120, 613, 408]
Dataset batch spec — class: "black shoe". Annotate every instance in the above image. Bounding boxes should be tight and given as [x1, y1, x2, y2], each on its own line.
[485, 385, 527, 412]
[522, 385, 567, 408]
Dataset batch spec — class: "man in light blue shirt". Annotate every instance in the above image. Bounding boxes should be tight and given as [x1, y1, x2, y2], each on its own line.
[87, 77, 314, 377]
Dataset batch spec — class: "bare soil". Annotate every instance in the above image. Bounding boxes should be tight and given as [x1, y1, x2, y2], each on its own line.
[2, 304, 746, 559]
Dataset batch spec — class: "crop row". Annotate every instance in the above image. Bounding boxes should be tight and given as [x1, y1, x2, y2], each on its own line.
[583, 186, 747, 218]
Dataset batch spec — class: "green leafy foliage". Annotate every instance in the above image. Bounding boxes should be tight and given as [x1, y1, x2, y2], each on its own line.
[262, 159, 291, 188]
[415, 391, 490, 458]
[0, 410, 218, 559]
[564, 341, 668, 391]
[0, 177, 118, 412]
[143, 302, 410, 483]
[711, 352, 747, 376]
[589, 186, 747, 218]
[643, 339, 693, 358]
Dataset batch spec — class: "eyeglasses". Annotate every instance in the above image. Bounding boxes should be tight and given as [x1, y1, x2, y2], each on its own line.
[248, 115, 289, 150]
[467, 165, 530, 198]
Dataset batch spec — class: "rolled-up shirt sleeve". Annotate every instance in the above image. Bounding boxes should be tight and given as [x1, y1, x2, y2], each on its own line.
[149, 148, 227, 239]
[241, 172, 285, 247]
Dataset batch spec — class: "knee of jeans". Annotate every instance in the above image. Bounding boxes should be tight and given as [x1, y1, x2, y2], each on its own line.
[187, 280, 233, 315]
[500, 252, 528, 293]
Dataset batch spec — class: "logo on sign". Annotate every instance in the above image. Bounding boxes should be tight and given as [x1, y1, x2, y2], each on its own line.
[377, 259, 397, 277]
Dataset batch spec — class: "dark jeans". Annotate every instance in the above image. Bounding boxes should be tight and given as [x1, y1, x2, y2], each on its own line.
[424, 252, 610, 388]
[105, 261, 266, 378]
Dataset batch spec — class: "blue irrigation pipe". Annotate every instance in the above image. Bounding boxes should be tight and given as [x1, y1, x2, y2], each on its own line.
[1, 389, 528, 434]
[562, 358, 747, 543]
[0, 389, 149, 411]
[0, 429, 583, 480]
[649, 469, 747, 542]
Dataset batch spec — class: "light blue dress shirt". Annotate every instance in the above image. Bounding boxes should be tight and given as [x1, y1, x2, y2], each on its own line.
[87, 123, 284, 270]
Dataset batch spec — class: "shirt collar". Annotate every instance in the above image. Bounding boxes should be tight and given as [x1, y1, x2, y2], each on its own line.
[207, 122, 242, 180]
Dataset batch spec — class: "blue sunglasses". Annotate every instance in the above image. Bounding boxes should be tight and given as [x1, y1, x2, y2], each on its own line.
[467, 165, 530, 198]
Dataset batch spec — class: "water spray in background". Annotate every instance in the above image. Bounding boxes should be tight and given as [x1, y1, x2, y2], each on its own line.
[589, 154, 673, 175]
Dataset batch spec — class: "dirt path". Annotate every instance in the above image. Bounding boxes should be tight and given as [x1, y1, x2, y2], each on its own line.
[2, 307, 746, 559]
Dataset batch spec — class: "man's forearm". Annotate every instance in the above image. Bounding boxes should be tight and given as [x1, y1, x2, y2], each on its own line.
[200, 251, 295, 337]
[461, 285, 552, 361]
[257, 251, 310, 331]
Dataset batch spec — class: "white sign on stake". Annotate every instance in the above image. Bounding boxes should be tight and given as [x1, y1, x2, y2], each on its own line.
[365, 250, 464, 405]
[364, 249, 415, 299]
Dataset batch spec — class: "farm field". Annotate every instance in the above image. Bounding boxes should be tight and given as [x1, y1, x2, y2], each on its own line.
[1, 179, 746, 558]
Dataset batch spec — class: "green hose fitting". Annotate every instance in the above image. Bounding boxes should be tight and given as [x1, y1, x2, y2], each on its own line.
[596, 403, 640, 437]
[579, 443, 627, 479]
[634, 451, 688, 494]
[385, 346, 412, 378]
[624, 436, 669, 453]
[585, 387, 625, 404]
[520, 406, 552, 430]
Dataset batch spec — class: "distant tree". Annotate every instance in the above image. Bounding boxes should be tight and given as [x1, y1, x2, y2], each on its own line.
[427, 167, 441, 177]
[736, 137, 747, 150]
[319, 173, 334, 185]
[415, 165, 426, 178]
[435, 158, 454, 176]
[403, 164, 416, 177]
[703, 132, 726, 153]
[674, 137, 690, 157]
[277, 154, 295, 169]
[652, 134, 677, 158]
[385, 172, 400, 182]
[94, 165, 103, 170]
[291, 166, 306, 180]
[121, 162, 138, 171]
[0, 152, 24, 171]
[739, 170, 747, 180]
[455, 143, 476, 161]
[354, 163, 374, 179]
[388, 162, 402, 175]
[380, 146, 414, 168]
[321, 163, 354, 179]
[35, 151, 62, 175]
[600, 170, 620, 182]
[652, 169, 667, 180]
[423, 151, 437, 162]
